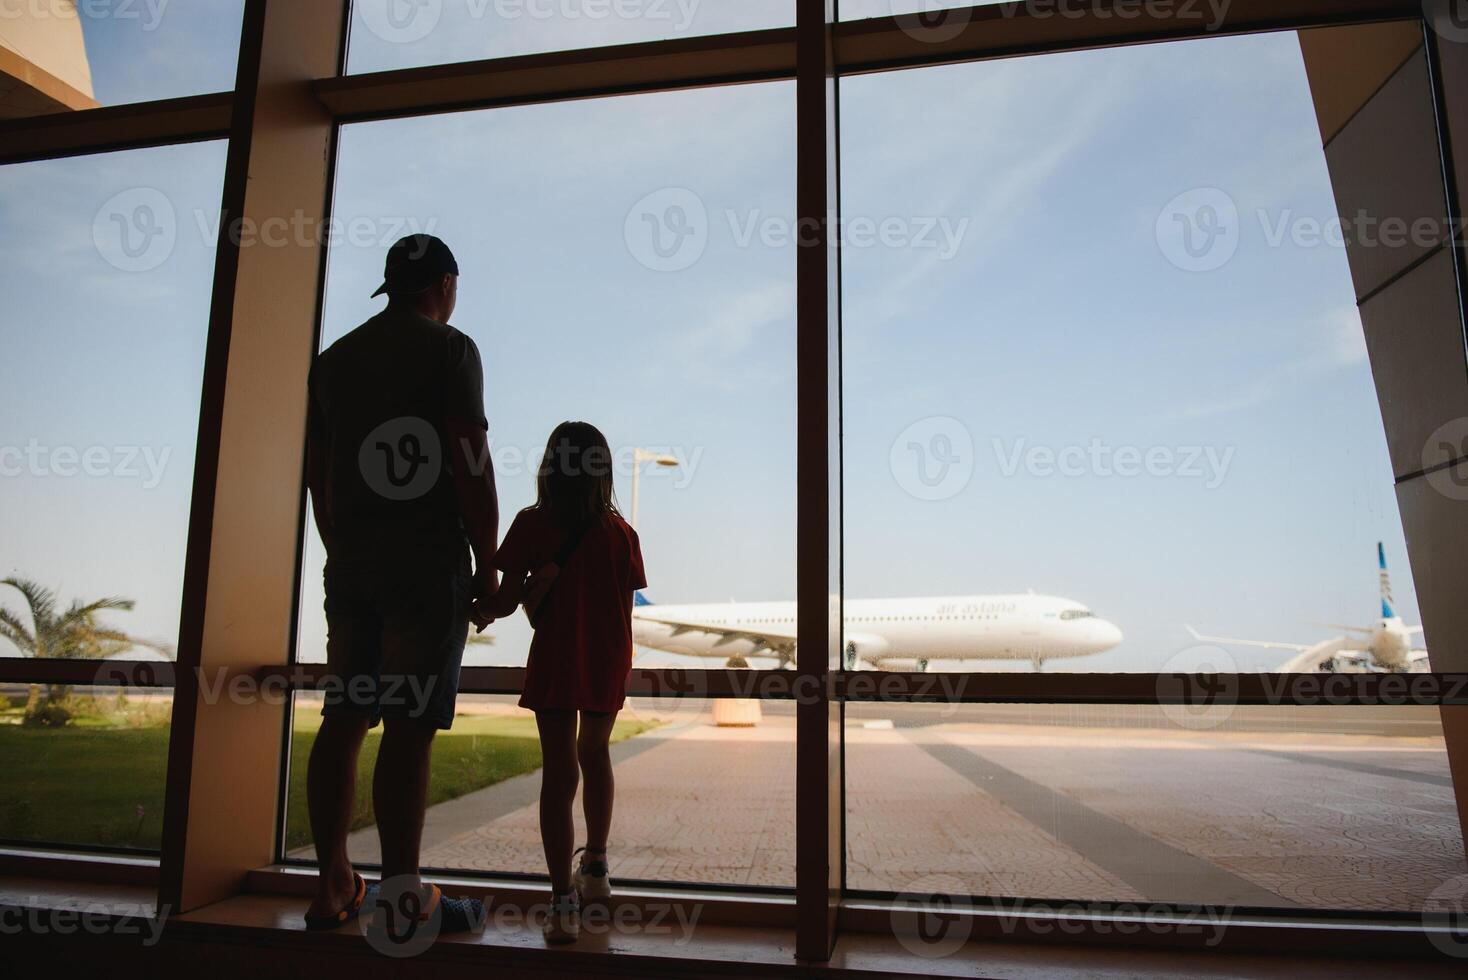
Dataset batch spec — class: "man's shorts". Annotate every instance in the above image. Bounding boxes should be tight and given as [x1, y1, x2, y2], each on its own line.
[321, 556, 473, 730]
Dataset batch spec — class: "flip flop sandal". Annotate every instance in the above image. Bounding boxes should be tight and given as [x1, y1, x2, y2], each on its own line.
[416, 884, 485, 935]
[304, 873, 367, 931]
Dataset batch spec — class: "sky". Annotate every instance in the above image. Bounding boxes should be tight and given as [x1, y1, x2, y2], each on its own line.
[0, 1, 1432, 673]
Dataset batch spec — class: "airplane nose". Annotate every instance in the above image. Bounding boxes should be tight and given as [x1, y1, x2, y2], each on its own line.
[1097, 621, 1123, 650]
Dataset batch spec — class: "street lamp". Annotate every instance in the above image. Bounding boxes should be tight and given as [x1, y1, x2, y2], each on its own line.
[629, 448, 679, 529]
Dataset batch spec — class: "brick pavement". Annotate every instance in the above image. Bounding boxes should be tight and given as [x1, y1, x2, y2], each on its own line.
[300, 707, 1461, 912]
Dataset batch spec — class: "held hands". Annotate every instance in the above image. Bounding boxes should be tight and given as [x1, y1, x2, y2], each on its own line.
[470, 571, 499, 633]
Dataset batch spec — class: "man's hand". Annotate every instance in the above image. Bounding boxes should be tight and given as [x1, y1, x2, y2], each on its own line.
[470, 573, 498, 633]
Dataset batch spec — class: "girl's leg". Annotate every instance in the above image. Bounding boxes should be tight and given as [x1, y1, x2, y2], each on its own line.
[535, 710, 580, 894]
[577, 710, 618, 859]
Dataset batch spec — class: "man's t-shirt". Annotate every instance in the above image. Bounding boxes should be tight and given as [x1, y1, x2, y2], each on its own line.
[308, 308, 487, 568]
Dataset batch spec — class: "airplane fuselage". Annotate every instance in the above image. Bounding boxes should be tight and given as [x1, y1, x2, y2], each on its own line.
[632, 594, 1123, 669]
[1365, 618, 1413, 670]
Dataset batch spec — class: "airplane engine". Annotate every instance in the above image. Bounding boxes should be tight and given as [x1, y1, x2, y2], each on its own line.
[843, 634, 890, 670]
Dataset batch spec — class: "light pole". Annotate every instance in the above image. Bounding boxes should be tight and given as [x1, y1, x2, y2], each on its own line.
[629, 448, 679, 529]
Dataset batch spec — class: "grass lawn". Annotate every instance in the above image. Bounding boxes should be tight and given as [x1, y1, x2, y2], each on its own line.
[282, 711, 656, 852]
[0, 722, 170, 850]
[0, 699, 655, 855]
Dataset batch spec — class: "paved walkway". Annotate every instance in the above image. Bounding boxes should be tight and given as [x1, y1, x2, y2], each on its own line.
[301, 707, 1462, 911]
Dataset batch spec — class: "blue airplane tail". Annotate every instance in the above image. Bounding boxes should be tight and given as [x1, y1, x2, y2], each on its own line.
[635, 591, 653, 607]
[1378, 541, 1396, 619]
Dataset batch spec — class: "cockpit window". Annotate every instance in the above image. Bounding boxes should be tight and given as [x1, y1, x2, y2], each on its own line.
[1060, 609, 1094, 621]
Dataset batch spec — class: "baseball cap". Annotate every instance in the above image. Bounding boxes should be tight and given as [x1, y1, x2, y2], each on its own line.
[371, 234, 460, 298]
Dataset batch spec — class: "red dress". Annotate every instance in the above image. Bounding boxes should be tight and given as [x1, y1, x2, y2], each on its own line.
[495, 508, 647, 713]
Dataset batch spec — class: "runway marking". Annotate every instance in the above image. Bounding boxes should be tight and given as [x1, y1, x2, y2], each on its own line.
[913, 737, 1297, 908]
[1246, 749, 1453, 788]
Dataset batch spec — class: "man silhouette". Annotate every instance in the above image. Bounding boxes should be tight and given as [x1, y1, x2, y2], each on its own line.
[303, 234, 498, 934]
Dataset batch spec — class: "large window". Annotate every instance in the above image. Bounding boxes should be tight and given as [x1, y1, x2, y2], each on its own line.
[840, 30, 1421, 675]
[0, 140, 226, 851]
[297, 80, 797, 671]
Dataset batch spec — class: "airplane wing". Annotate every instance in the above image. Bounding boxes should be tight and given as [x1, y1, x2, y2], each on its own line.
[1185, 627, 1355, 673]
[632, 611, 797, 657]
[1406, 625, 1425, 636]
[1185, 625, 1315, 653]
[1274, 637, 1353, 673]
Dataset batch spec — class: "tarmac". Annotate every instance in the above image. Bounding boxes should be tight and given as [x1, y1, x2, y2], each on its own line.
[293, 698, 1462, 912]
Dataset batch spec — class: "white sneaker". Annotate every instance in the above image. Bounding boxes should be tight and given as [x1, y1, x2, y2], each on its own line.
[573, 848, 612, 903]
[544, 891, 579, 944]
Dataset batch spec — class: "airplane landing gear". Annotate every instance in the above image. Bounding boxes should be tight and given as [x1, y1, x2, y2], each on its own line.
[844, 642, 859, 671]
[916, 658, 929, 674]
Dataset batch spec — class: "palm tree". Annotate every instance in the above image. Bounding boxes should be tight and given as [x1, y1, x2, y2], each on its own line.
[0, 578, 137, 727]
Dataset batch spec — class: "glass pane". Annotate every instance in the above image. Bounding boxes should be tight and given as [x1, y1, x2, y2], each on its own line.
[845, 701, 1461, 912]
[346, 0, 792, 74]
[0, 685, 172, 852]
[839, 30, 1429, 673]
[1, 0, 246, 118]
[297, 81, 796, 668]
[1, 142, 227, 672]
[284, 694, 795, 887]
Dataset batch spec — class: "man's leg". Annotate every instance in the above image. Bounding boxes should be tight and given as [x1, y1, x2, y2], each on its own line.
[577, 711, 618, 859]
[536, 710, 580, 895]
[305, 713, 370, 918]
[374, 715, 438, 891]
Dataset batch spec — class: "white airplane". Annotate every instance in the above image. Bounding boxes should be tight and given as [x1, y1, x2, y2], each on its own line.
[1186, 542, 1429, 673]
[631, 592, 1123, 671]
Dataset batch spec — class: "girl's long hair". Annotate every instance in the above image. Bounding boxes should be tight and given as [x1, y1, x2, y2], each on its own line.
[534, 421, 621, 530]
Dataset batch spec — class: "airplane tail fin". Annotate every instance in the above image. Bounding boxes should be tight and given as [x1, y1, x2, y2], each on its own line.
[1378, 541, 1396, 620]
[634, 591, 653, 607]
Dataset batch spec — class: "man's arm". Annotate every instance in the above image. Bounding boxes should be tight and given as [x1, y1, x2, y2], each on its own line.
[304, 388, 333, 544]
[449, 420, 499, 630]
